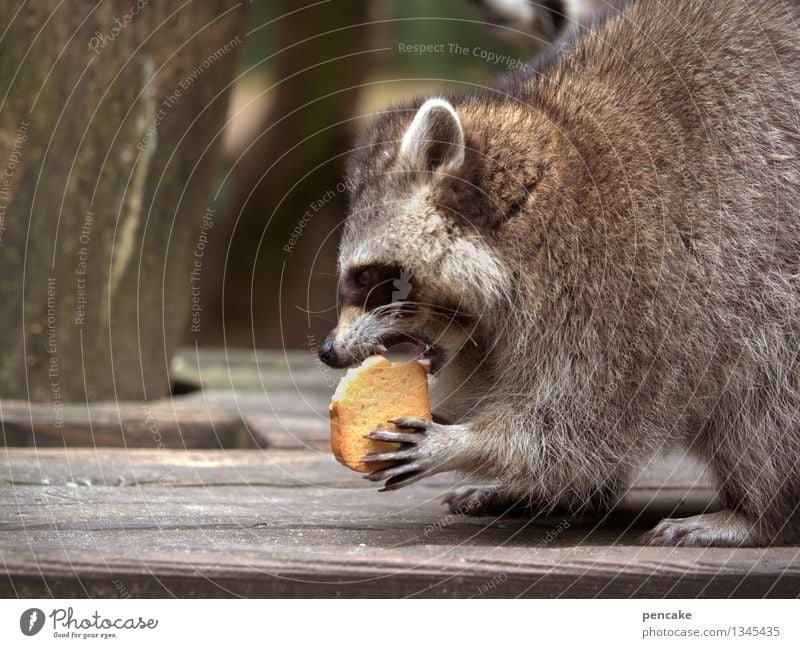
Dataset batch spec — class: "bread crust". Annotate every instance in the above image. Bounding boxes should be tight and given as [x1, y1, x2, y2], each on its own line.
[329, 356, 431, 472]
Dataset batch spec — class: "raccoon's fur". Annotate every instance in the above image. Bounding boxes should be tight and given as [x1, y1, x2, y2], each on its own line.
[469, 0, 611, 44]
[320, 0, 800, 547]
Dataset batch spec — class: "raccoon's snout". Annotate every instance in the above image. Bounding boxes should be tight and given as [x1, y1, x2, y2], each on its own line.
[319, 325, 380, 369]
[317, 337, 346, 368]
[322, 305, 399, 368]
[319, 264, 413, 368]
[319, 306, 383, 369]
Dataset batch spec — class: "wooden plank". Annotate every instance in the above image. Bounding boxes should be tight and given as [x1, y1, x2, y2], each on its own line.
[2, 448, 796, 598]
[183, 390, 331, 450]
[0, 349, 333, 450]
[171, 348, 338, 449]
[171, 348, 344, 393]
[0, 447, 716, 493]
[0, 398, 250, 449]
[0, 349, 334, 450]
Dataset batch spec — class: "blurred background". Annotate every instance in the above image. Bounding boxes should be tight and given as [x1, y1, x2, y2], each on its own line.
[0, 0, 578, 433]
[208, 0, 542, 352]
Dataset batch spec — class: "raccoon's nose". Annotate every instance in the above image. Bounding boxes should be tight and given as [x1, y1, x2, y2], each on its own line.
[318, 336, 347, 369]
[318, 338, 336, 366]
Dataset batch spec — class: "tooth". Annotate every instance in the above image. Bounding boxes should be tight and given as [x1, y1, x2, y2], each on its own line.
[376, 344, 387, 353]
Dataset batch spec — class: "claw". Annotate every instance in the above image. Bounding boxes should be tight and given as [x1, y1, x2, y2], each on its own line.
[388, 417, 431, 430]
[362, 418, 445, 492]
[379, 470, 426, 491]
[364, 429, 420, 444]
[362, 449, 419, 463]
[363, 461, 422, 482]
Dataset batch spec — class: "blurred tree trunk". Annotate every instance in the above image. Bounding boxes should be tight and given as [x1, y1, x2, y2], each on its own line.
[201, 0, 380, 349]
[0, 1, 247, 402]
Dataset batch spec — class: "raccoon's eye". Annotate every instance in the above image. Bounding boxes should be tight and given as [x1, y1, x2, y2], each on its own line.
[356, 268, 373, 288]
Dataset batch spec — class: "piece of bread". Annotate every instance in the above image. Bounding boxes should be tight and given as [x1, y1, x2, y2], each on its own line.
[329, 355, 431, 472]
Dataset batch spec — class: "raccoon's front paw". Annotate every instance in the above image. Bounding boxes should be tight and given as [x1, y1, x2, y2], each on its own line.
[640, 510, 760, 547]
[362, 418, 460, 491]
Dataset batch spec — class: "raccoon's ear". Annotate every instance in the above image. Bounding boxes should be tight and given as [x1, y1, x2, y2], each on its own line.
[398, 98, 465, 173]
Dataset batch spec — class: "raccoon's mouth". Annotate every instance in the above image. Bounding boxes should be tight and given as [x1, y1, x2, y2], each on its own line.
[377, 333, 445, 375]
[416, 341, 444, 375]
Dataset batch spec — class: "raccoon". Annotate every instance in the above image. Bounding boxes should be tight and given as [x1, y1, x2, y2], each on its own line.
[319, 0, 800, 547]
[469, 0, 611, 45]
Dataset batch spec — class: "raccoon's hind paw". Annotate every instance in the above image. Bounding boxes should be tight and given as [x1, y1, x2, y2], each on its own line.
[443, 486, 500, 515]
[640, 510, 760, 548]
[443, 485, 527, 516]
[361, 418, 461, 491]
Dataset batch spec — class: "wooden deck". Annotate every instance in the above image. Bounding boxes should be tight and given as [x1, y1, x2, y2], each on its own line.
[1, 350, 799, 597]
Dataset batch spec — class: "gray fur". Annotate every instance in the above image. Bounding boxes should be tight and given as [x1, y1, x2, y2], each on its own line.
[325, 0, 800, 547]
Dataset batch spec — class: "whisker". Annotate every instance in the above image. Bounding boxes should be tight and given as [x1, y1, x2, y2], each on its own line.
[301, 270, 339, 277]
[369, 302, 481, 349]
[371, 299, 475, 319]
[294, 304, 339, 319]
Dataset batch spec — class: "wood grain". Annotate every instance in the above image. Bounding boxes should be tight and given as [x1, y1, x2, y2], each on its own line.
[1, 399, 249, 449]
[2, 351, 797, 598]
[2, 447, 797, 598]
